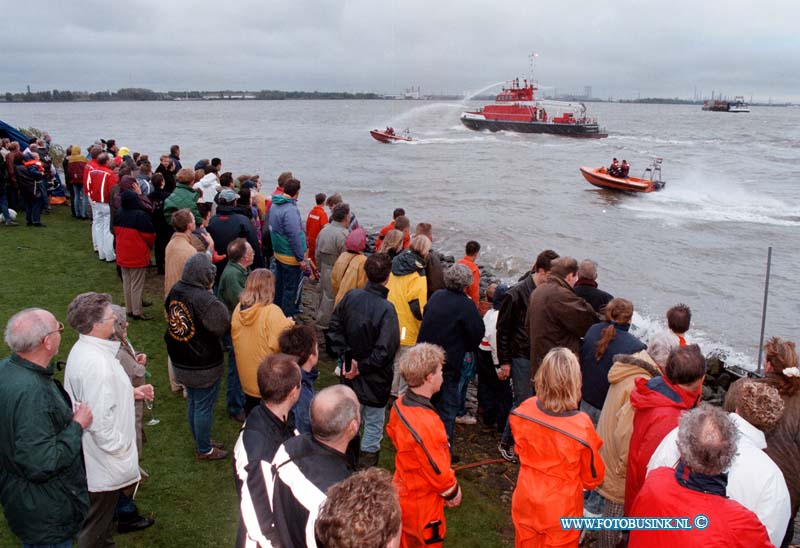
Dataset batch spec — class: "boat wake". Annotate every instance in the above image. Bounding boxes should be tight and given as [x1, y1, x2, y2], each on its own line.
[618, 175, 800, 227]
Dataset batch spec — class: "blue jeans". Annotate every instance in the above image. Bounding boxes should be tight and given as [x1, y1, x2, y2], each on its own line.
[0, 182, 11, 222]
[500, 357, 533, 448]
[274, 261, 302, 317]
[71, 184, 87, 218]
[359, 404, 386, 453]
[23, 541, 72, 548]
[457, 352, 476, 416]
[186, 378, 221, 454]
[433, 370, 461, 447]
[23, 187, 45, 225]
[223, 332, 245, 415]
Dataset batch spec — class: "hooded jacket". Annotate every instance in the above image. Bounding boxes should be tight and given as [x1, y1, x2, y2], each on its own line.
[66, 146, 88, 185]
[113, 190, 156, 268]
[328, 281, 401, 407]
[624, 375, 701, 514]
[509, 397, 605, 547]
[386, 250, 428, 346]
[164, 254, 230, 386]
[0, 355, 89, 545]
[579, 321, 646, 409]
[112, 175, 153, 215]
[231, 302, 294, 398]
[269, 194, 306, 266]
[528, 273, 598, 378]
[331, 252, 368, 306]
[595, 351, 660, 504]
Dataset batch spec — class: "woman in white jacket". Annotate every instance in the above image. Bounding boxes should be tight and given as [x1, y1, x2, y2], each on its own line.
[64, 292, 154, 548]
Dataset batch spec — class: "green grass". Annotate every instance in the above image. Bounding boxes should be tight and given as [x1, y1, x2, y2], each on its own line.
[0, 206, 511, 547]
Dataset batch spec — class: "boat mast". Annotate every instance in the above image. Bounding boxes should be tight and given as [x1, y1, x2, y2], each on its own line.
[529, 52, 539, 88]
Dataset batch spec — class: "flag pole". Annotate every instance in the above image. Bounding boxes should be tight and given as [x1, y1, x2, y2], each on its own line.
[756, 247, 772, 375]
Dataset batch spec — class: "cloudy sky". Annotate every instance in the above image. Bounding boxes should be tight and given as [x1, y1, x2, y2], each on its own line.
[2, 0, 798, 101]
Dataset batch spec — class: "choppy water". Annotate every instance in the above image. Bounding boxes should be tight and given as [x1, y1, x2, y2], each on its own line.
[2, 99, 798, 369]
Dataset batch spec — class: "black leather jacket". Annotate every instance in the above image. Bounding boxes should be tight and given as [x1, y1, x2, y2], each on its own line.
[328, 281, 400, 407]
[496, 274, 536, 365]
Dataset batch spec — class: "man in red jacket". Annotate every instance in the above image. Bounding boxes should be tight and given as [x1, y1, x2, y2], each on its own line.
[629, 405, 771, 547]
[305, 192, 328, 265]
[85, 152, 119, 262]
[456, 240, 481, 306]
[113, 190, 155, 320]
[624, 344, 705, 514]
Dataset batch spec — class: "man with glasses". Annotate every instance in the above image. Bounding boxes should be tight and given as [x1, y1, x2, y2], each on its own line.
[0, 308, 93, 548]
[64, 292, 155, 548]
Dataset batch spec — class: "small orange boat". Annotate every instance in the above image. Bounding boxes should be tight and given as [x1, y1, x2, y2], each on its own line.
[580, 158, 665, 193]
[370, 127, 412, 143]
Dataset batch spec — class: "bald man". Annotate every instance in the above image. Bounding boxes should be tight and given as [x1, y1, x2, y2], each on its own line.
[0, 308, 93, 547]
[271, 385, 359, 548]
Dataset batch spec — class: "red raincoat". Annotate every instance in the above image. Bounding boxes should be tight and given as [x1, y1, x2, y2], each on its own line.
[624, 376, 700, 515]
[305, 205, 328, 263]
[509, 397, 605, 547]
[629, 467, 771, 548]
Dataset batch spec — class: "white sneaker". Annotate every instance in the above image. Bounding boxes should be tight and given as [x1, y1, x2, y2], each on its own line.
[455, 415, 477, 425]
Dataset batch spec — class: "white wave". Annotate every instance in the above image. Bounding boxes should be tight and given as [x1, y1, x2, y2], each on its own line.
[631, 312, 757, 372]
[619, 174, 800, 227]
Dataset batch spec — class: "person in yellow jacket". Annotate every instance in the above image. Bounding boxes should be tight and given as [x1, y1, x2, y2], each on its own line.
[331, 227, 368, 306]
[231, 269, 294, 413]
[387, 235, 431, 397]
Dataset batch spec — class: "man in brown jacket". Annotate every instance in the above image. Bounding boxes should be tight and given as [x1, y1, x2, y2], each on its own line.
[527, 256, 598, 379]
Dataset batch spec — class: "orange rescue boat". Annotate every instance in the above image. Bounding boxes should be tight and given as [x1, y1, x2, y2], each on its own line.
[370, 127, 413, 143]
[580, 158, 665, 193]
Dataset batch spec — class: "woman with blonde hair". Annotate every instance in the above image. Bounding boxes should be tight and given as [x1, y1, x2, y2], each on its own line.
[725, 336, 800, 548]
[231, 268, 294, 413]
[579, 297, 645, 424]
[380, 229, 405, 259]
[509, 347, 605, 548]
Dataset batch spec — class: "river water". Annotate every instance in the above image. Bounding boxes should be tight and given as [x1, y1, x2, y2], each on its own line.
[2, 100, 798, 369]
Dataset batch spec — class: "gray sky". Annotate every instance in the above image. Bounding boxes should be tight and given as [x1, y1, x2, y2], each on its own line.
[2, 0, 798, 101]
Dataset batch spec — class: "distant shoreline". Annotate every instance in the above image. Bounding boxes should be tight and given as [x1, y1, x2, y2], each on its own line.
[1, 89, 793, 107]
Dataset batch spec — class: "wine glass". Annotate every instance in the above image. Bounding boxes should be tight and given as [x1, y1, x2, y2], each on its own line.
[145, 400, 160, 426]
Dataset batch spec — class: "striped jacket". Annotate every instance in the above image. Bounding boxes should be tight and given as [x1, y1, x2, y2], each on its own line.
[233, 405, 297, 548]
[269, 433, 351, 548]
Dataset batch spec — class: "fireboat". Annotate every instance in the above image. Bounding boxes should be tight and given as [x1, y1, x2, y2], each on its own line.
[460, 78, 607, 138]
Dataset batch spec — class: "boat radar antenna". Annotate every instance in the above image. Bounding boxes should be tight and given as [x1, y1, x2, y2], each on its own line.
[529, 52, 539, 86]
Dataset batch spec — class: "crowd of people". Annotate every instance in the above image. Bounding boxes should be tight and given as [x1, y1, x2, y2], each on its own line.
[1, 135, 798, 548]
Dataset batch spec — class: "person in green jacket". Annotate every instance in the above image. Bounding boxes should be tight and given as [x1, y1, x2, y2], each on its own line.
[163, 167, 202, 226]
[217, 237, 255, 422]
[0, 308, 94, 547]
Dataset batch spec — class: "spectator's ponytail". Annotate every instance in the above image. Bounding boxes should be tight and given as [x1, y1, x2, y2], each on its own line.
[595, 298, 634, 362]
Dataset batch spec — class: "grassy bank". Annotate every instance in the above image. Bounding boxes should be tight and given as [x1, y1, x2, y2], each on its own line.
[0, 205, 513, 547]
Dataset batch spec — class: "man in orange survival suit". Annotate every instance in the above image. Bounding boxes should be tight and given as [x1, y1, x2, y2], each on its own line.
[387, 343, 462, 547]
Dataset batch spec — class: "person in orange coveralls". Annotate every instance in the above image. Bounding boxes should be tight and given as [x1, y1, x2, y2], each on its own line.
[305, 192, 328, 264]
[509, 347, 605, 548]
[387, 343, 462, 547]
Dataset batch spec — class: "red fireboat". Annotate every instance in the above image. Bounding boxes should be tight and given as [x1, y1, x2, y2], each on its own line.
[460, 78, 607, 138]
